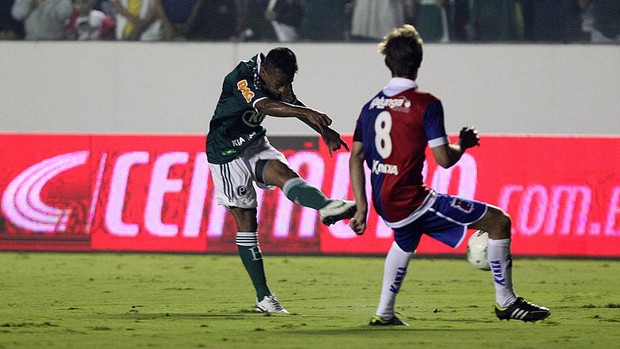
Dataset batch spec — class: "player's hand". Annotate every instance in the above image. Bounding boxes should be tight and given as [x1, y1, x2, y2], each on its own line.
[349, 211, 367, 236]
[459, 126, 480, 150]
[321, 128, 349, 157]
[305, 110, 332, 134]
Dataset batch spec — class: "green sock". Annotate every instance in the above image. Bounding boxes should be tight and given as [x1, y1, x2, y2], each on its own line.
[236, 232, 271, 301]
[282, 177, 330, 210]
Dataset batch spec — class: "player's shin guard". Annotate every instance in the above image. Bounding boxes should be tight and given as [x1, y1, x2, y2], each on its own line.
[487, 238, 517, 307]
[236, 232, 271, 300]
[376, 241, 414, 319]
[283, 177, 330, 210]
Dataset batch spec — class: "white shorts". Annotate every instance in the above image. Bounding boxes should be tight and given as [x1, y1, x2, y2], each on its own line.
[208, 136, 289, 209]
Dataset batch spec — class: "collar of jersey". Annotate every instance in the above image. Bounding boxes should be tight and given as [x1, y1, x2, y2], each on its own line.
[383, 77, 418, 97]
[253, 53, 265, 90]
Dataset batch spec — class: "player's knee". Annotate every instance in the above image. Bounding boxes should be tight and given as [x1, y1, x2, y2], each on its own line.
[491, 208, 511, 239]
[485, 206, 511, 239]
[498, 211, 512, 238]
[262, 160, 298, 187]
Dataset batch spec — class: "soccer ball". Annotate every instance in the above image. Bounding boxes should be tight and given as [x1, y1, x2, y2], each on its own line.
[466, 230, 490, 270]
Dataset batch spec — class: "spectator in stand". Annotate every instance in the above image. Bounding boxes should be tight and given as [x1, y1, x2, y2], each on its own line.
[519, 0, 577, 42]
[65, 0, 115, 40]
[264, 0, 303, 42]
[468, 0, 519, 41]
[581, 0, 620, 43]
[350, 0, 411, 42]
[1, 0, 25, 39]
[563, 0, 592, 42]
[11, 0, 72, 40]
[299, 0, 349, 41]
[447, 0, 469, 42]
[110, 0, 160, 40]
[412, 0, 471, 43]
[97, 0, 116, 17]
[154, 0, 204, 41]
[410, 0, 445, 42]
[196, 0, 243, 41]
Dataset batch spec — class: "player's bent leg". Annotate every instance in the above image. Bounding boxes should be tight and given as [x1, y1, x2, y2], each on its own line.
[259, 159, 300, 188]
[472, 206, 518, 310]
[469, 205, 511, 240]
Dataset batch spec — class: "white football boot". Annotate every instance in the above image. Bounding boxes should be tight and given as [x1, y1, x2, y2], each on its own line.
[255, 295, 289, 314]
[319, 200, 357, 226]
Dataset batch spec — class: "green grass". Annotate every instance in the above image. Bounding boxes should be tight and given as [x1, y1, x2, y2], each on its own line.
[0, 252, 618, 349]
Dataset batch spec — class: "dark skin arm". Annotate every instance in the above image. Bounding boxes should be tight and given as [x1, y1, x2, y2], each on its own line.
[256, 84, 349, 157]
[254, 98, 331, 132]
[281, 84, 349, 156]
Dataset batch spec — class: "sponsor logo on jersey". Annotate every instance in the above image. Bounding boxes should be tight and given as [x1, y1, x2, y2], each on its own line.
[369, 96, 411, 110]
[372, 160, 399, 175]
[237, 79, 255, 103]
[231, 131, 258, 147]
[242, 111, 266, 127]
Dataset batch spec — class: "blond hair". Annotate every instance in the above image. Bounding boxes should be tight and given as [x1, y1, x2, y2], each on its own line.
[378, 25, 424, 78]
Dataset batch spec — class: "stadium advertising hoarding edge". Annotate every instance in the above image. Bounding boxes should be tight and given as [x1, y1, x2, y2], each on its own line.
[0, 134, 618, 257]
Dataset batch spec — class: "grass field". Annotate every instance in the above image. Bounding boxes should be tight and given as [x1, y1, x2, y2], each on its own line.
[0, 252, 618, 349]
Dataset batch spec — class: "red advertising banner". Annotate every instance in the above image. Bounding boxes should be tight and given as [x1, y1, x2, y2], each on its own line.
[0, 133, 618, 257]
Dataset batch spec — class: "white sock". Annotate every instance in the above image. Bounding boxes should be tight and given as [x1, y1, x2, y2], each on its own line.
[376, 241, 414, 319]
[487, 238, 517, 307]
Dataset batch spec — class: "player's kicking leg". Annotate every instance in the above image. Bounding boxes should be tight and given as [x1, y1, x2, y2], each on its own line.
[261, 159, 356, 226]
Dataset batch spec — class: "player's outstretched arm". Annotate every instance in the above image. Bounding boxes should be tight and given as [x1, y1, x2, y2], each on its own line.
[349, 141, 368, 235]
[255, 98, 331, 133]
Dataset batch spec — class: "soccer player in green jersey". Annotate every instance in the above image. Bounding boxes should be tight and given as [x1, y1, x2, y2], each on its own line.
[206, 47, 356, 313]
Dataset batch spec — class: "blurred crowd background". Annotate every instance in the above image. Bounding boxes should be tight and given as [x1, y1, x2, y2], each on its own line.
[0, 0, 618, 44]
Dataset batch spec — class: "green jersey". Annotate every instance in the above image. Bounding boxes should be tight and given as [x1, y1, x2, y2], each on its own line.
[206, 53, 278, 164]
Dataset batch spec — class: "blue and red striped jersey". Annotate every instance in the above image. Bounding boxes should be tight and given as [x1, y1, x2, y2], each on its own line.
[354, 78, 448, 224]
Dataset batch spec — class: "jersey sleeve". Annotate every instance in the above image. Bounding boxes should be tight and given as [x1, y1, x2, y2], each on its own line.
[353, 111, 364, 142]
[353, 123, 363, 142]
[423, 99, 449, 148]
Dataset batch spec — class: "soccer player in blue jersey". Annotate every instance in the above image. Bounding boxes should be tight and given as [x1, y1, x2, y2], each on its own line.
[348, 25, 550, 325]
[206, 47, 356, 313]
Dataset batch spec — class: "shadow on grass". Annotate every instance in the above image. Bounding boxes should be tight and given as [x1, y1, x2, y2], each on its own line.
[280, 327, 476, 335]
[107, 310, 294, 321]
